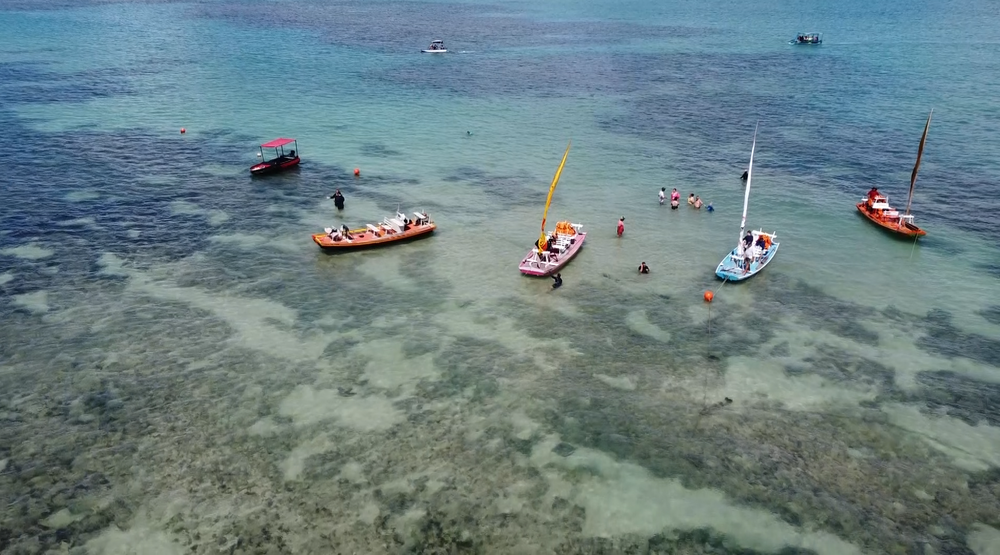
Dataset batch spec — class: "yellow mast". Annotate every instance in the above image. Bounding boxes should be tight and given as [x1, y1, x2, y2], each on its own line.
[538, 141, 571, 253]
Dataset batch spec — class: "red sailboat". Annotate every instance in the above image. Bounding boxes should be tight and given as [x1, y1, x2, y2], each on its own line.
[856, 111, 932, 238]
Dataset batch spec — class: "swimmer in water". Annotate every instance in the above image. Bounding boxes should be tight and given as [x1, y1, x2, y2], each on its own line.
[638, 262, 650, 274]
[658, 187, 666, 205]
[552, 273, 563, 289]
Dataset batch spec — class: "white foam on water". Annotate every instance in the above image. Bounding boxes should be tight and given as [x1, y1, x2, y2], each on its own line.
[278, 384, 404, 431]
[968, 523, 1000, 555]
[882, 403, 1000, 472]
[83, 524, 184, 555]
[624, 309, 671, 343]
[12, 291, 49, 314]
[1, 243, 54, 260]
[64, 190, 100, 202]
[169, 200, 230, 226]
[97, 253, 329, 361]
[529, 435, 862, 555]
[0, 272, 13, 285]
[126, 229, 141, 239]
[55, 216, 99, 228]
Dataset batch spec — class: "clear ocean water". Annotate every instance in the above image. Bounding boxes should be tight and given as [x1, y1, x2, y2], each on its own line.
[1, 0, 999, 552]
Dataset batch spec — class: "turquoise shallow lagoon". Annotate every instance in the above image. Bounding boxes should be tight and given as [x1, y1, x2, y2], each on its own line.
[1, 0, 999, 553]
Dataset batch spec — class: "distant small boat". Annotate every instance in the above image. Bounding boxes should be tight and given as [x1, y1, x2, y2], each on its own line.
[715, 123, 780, 281]
[251, 138, 300, 175]
[790, 32, 822, 45]
[312, 211, 436, 250]
[421, 40, 447, 53]
[856, 111, 932, 238]
[518, 141, 587, 277]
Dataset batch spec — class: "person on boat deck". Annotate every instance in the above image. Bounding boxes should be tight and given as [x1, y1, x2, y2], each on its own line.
[867, 187, 880, 202]
[638, 262, 650, 274]
[743, 251, 754, 274]
[659, 187, 666, 205]
[688, 193, 696, 205]
[328, 229, 343, 241]
[741, 170, 748, 181]
[340, 224, 354, 240]
[617, 217, 625, 237]
[743, 232, 754, 249]
[694, 196, 703, 209]
[288, 150, 295, 158]
[755, 235, 767, 250]
[552, 273, 563, 289]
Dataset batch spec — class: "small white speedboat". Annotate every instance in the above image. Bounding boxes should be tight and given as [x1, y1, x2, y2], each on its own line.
[421, 39, 448, 53]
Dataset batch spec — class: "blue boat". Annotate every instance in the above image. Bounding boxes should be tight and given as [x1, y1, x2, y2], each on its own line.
[714, 124, 781, 282]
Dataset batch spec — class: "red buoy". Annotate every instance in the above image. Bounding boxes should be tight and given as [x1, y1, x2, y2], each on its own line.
[353, 168, 360, 176]
[180, 128, 186, 134]
[704, 291, 714, 302]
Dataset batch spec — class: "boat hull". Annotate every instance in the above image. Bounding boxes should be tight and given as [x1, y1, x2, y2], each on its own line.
[421, 49, 448, 53]
[519, 232, 586, 277]
[855, 202, 926, 238]
[715, 241, 780, 281]
[251, 156, 300, 175]
[312, 223, 436, 250]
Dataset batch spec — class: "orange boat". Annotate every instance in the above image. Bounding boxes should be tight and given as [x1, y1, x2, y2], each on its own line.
[312, 210, 435, 250]
[856, 193, 926, 238]
[856, 110, 931, 239]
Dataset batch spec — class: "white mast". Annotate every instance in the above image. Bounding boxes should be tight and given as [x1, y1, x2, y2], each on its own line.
[737, 123, 759, 253]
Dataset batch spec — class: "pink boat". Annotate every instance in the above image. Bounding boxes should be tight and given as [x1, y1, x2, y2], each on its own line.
[519, 222, 586, 277]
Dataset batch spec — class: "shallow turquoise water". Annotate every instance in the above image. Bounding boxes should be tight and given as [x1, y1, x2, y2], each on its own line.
[1, 0, 999, 553]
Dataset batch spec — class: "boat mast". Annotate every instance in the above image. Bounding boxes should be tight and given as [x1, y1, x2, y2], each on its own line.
[905, 110, 932, 217]
[738, 123, 759, 251]
[538, 141, 571, 251]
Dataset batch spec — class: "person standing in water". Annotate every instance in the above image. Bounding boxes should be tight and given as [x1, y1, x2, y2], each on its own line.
[687, 193, 696, 206]
[551, 273, 563, 289]
[617, 217, 625, 237]
[658, 187, 666, 205]
[329, 189, 345, 210]
[638, 262, 650, 274]
[694, 196, 703, 209]
[741, 170, 749, 181]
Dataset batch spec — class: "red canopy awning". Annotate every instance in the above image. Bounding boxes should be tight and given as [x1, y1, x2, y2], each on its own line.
[260, 138, 296, 148]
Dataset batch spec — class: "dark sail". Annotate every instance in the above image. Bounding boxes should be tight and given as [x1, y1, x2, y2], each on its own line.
[905, 110, 933, 216]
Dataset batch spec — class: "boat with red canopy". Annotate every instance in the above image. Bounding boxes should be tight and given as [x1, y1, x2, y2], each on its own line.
[251, 138, 300, 175]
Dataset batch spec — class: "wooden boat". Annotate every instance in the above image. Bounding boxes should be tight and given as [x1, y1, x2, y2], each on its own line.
[421, 40, 448, 53]
[251, 138, 300, 175]
[715, 123, 780, 281]
[856, 111, 931, 238]
[790, 32, 822, 44]
[518, 141, 587, 277]
[312, 211, 435, 250]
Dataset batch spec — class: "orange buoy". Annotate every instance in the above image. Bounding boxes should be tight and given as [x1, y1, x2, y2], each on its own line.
[353, 168, 360, 176]
[704, 291, 714, 302]
[180, 128, 186, 134]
